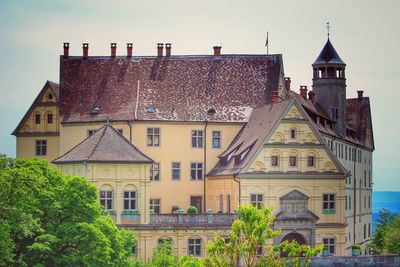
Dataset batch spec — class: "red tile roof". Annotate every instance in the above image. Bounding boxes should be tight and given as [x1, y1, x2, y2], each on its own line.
[60, 54, 283, 123]
[52, 124, 153, 164]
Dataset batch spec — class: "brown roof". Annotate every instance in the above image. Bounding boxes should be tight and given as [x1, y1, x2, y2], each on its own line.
[12, 80, 59, 135]
[60, 54, 283, 123]
[52, 124, 153, 164]
[346, 97, 374, 149]
[208, 99, 292, 176]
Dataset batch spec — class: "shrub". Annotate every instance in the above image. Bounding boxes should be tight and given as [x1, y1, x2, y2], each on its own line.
[187, 206, 198, 214]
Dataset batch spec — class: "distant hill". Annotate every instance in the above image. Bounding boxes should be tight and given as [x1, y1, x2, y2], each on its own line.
[372, 191, 400, 232]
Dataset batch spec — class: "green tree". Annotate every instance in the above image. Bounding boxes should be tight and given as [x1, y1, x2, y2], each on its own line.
[369, 208, 400, 254]
[0, 158, 136, 266]
[205, 205, 321, 267]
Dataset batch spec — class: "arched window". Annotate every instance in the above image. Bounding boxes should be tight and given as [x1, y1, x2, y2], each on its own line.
[290, 128, 296, 139]
[100, 185, 113, 210]
[188, 237, 203, 257]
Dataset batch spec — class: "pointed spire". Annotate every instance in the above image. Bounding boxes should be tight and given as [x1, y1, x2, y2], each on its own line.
[313, 39, 346, 66]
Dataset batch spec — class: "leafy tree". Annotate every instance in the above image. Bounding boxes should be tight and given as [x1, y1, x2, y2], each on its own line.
[0, 158, 136, 266]
[205, 205, 321, 267]
[369, 208, 400, 254]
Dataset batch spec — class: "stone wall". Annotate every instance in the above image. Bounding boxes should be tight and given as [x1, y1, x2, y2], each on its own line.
[309, 255, 400, 267]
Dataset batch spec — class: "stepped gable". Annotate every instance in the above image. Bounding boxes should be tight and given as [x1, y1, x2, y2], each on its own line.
[52, 124, 153, 164]
[208, 99, 292, 176]
[60, 54, 283, 123]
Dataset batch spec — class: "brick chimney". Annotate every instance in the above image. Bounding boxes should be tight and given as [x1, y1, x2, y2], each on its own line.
[308, 91, 315, 103]
[271, 91, 279, 104]
[63, 43, 69, 58]
[127, 43, 133, 58]
[357, 90, 364, 100]
[111, 43, 117, 58]
[82, 43, 89, 59]
[213, 46, 221, 56]
[300, 86, 308, 99]
[284, 77, 291, 91]
[165, 43, 171, 57]
[157, 43, 164, 57]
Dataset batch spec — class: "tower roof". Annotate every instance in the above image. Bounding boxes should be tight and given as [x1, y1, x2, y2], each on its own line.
[52, 124, 153, 164]
[313, 39, 345, 66]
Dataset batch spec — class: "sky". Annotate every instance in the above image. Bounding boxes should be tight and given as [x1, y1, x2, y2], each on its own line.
[0, 0, 399, 191]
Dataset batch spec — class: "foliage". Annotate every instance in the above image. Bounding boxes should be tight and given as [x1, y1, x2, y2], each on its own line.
[351, 244, 361, 249]
[147, 241, 178, 267]
[369, 208, 400, 254]
[0, 158, 136, 267]
[205, 204, 321, 267]
[187, 206, 198, 214]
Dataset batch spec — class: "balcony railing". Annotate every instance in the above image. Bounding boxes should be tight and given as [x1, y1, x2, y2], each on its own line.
[149, 213, 237, 226]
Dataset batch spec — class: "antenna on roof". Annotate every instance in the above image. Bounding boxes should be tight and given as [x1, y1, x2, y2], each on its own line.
[326, 22, 331, 39]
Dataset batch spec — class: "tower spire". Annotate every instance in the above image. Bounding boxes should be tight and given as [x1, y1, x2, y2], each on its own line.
[326, 22, 331, 38]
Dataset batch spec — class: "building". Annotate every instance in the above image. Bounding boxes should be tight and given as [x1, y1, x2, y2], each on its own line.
[13, 37, 374, 259]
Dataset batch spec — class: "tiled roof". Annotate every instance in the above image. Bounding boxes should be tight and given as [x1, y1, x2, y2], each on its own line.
[346, 97, 374, 149]
[313, 39, 345, 66]
[60, 54, 283, 123]
[207, 99, 292, 176]
[52, 124, 153, 164]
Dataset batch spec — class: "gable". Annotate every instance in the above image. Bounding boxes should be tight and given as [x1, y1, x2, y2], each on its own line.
[284, 106, 304, 120]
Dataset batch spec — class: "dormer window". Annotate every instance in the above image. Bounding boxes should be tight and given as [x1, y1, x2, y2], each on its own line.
[47, 93, 53, 101]
[90, 107, 101, 115]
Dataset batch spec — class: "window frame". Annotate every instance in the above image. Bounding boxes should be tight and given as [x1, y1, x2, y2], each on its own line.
[100, 189, 113, 210]
[150, 198, 161, 214]
[171, 162, 181, 180]
[307, 156, 315, 167]
[35, 140, 47, 156]
[147, 128, 160, 147]
[290, 128, 296, 139]
[323, 237, 336, 255]
[271, 155, 279, 167]
[150, 162, 160, 181]
[35, 113, 41, 124]
[188, 237, 203, 257]
[322, 193, 336, 214]
[123, 190, 137, 211]
[190, 162, 203, 180]
[47, 113, 53, 124]
[289, 155, 297, 167]
[191, 130, 204, 148]
[250, 193, 263, 209]
[212, 131, 221, 149]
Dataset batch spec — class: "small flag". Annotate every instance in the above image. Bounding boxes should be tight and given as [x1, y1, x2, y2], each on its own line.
[265, 32, 269, 47]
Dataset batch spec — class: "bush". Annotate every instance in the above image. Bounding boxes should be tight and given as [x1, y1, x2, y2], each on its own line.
[352, 244, 361, 249]
[187, 206, 198, 214]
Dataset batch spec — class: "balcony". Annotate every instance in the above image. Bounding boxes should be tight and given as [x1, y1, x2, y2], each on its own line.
[121, 210, 141, 224]
[149, 212, 237, 226]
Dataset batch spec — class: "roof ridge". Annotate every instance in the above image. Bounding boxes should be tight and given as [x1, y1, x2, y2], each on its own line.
[86, 125, 107, 161]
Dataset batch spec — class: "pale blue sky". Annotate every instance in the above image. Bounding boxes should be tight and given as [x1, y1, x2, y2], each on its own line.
[0, 0, 399, 191]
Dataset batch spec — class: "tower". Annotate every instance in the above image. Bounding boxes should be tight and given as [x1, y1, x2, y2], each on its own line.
[311, 38, 347, 136]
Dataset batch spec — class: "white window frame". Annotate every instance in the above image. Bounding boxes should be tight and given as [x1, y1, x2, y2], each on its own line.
[323, 237, 336, 255]
[150, 198, 161, 214]
[190, 162, 203, 180]
[150, 163, 160, 181]
[188, 237, 203, 257]
[147, 128, 160, 146]
[322, 193, 336, 213]
[35, 140, 47, 156]
[212, 131, 221, 149]
[191, 130, 204, 148]
[171, 162, 181, 180]
[123, 190, 137, 210]
[100, 190, 113, 210]
[250, 194, 263, 209]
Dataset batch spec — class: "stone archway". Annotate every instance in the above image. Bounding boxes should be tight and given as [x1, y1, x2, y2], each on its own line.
[281, 232, 306, 245]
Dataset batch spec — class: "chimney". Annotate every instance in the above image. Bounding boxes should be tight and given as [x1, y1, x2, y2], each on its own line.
[157, 43, 164, 57]
[63, 43, 69, 58]
[213, 46, 221, 56]
[308, 91, 315, 103]
[82, 43, 89, 59]
[165, 43, 171, 57]
[271, 91, 279, 104]
[300, 85, 308, 99]
[111, 43, 117, 58]
[284, 77, 291, 91]
[127, 43, 133, 58]
[357, 90, 364, 100]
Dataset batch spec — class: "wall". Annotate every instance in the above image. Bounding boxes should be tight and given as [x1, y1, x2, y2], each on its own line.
[16, 135, 59, 163]
[309, 255, 400, 267]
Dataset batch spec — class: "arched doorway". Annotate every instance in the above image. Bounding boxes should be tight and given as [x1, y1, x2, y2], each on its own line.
[281, 232, 306, 245]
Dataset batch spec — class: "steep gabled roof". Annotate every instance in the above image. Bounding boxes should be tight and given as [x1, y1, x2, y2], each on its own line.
[52, 124, 153, 164]
[208, 99, 292, 176]
[60, 54, 284, 123]
[313, 39, 345, 66]
[12, 81, 59, 136]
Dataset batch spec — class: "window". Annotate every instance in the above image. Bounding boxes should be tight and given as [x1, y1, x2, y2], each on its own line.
[289, 156, 297, 167]
[345, 196, 347, 210]
[368, 223, 371, 237]
[369, 171, 371, 187]
[307, 156, 315, 167]
[368, 196, 371, 209]
[150, 199, 160, 214]
[171, 162, 181, 180]
[87, 129, 97, 136]
[150, 163, 160, 181]
[158, 237, 173, 248]
[219, 194, 224, 213]
[250, 194, 263, 209]
[322, 193, 335, 214]
[47, 113, 53, 124]
[345, 146, 347, 160]
[364, 196, 367, 209]
[271, 156, 279, 167]
[123, 191, 136, 210]
[349, 196, 351, 210]
[212, 131, 221, 149]
[188, 238, 202, 257]
[364, 170, 367, 188]
[147, 128, 160, 146]
[35, 140, 47, 156]
[364, 224, 367, 239]
[190, 196, 203, 213]
[100, 190, 113, 210]
[190, 162, 203, 180]
[323, 238, 335, 255]
[290, 128, 296, 139]
[330, 107, 338, 121]
[35, 114, 41, 124]
[191, 130, 204, 148]
[227, 194, 231, 213]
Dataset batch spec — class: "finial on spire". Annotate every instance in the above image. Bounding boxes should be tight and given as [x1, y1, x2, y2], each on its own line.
[326, 22, 331, 38]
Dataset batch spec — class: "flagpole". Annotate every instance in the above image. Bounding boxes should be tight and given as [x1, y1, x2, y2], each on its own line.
[266, 32, 269, 55]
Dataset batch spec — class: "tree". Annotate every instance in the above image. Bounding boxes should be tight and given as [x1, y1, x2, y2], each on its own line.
[0, 158, 136, 266]
[205, 205, 322, 267]
[369, 208, 400, 254]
